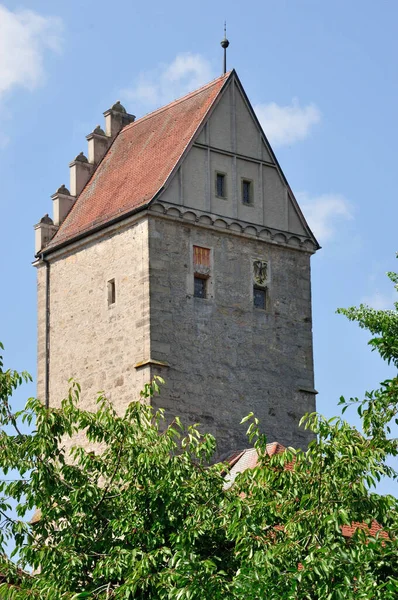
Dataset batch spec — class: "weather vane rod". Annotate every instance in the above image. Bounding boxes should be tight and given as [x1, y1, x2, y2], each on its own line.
[220, 21, 230, 75]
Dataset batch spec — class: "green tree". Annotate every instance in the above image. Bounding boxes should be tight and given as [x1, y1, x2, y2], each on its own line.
[0, 271, 397, 599]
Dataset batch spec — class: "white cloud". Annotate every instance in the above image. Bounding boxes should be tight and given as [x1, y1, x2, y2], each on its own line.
[297, 192, 353, 242]
[0, 4, 62, 145]
[255, 99, 321, 147]
[121, 53, 214, 112]
[362, 290, 397, 310]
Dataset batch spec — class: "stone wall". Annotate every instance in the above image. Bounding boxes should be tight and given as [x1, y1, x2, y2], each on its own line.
[36, 210, 315, 459]
[148, 214, 316, 459]
[36, 217, 152, 417]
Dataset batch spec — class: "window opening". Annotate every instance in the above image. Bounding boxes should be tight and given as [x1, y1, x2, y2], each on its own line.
[253, 287, 266, 309]
[242, 179, 253, 205]
[193, 245, 211, 299]
[194, 276, 207, 299]
[216, 173, 226, 198]
[193, 246, 211, 268]
[107, 279, 116, 306]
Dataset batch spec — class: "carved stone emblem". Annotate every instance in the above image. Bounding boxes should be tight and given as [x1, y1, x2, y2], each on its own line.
[253, 260, 268, 286]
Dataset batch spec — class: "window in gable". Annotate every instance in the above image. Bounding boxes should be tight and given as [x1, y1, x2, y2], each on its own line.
[242, 179, 253, 205]
[215, 172, 227, 198]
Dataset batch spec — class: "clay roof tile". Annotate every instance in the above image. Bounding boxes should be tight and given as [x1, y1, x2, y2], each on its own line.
[46, 72, 231, 251]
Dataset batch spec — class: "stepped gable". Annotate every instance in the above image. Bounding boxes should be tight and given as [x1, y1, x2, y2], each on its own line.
[47, 72, 231, 250]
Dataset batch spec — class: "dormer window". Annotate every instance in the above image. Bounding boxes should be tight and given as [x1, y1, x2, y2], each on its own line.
[215, 172, 226, 198]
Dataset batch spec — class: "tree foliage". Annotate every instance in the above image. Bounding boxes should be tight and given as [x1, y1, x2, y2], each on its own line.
[0, 271, 397, 598]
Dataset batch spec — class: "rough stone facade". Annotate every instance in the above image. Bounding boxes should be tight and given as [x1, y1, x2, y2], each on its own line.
[147, 214, 315, 458]
[37, 211, 315, 458]
[35, 71, 318, 460]
[37, 217, 152, 415]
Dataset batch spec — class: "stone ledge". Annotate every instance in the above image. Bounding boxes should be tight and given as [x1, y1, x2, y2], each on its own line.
[298, 386, 318, 395]
[134, 359, 170, 370]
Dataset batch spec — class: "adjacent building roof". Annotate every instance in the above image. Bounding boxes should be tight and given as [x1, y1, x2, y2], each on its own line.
[224, 444, 388, 541]
[224, 442, 289, 489]
[46, 72, 231, 251]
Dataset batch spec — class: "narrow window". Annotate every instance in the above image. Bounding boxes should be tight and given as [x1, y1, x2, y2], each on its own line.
[253, 287, 266, 309]
[242, 179, 253, 205]
[193, 246, 211, 299]
[194, 276, 207, 299]
[216, 173, 226, 198]
[107, 279, 116, 306]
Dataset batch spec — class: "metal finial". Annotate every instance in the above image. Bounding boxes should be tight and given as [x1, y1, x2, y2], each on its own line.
[220, 21, 230, 75]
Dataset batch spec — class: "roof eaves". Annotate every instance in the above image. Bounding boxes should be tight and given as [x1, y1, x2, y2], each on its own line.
[39, 197, 155, 258]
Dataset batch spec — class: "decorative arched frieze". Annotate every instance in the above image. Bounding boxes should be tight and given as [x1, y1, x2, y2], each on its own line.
[303, 239, 317, 251]
[166, 207, 181, 218]
[149, 203, 316, 253]
[214, 219, 228, 229]
[199, 215, 213, 226]
[150, 202, 166, 214]
[182, 210, 196, 222]
[244, 226, 258, 237]
[273, 232, 287, 244]
[259, 229, 272, 240]
[288, 236, 301, 247]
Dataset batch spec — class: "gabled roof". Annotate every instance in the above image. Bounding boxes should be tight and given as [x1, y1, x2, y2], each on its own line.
[46, 72, 231, 251]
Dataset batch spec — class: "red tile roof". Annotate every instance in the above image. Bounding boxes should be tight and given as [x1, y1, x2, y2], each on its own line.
[224, 443, 288, 489]
[225, 446, 389, 541]
[341, 520, 389, 540]
[46, 73, 231, 251]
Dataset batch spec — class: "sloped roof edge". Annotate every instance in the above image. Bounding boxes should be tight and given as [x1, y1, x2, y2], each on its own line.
[231, 71, 320, 250]
[42, 72, 232, 255]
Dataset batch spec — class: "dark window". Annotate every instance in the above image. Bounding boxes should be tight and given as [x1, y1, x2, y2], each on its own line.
[242, 179, 253, 205]
[216, 173, 226, 198]
[253, 287, 266, 309]
[194, 276, 207, 299]
[107, 279, 116, 305]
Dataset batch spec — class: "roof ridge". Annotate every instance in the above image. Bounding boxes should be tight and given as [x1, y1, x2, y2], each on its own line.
[121, 71, 232, 133]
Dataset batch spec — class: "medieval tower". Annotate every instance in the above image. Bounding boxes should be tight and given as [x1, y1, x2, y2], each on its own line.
[34, 69, 319, 458]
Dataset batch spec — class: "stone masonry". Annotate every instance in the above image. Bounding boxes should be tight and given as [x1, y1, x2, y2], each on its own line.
[35, 71, 318, 460]
[147, 213, 315, 458]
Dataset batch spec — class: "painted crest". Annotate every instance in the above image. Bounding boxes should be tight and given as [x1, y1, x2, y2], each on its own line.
[253, 260, 268, 286]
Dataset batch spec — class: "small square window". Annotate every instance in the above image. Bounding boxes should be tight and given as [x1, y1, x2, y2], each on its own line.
[253, 287, 266, 309]
[194, 276, 207, 299]
[107, 279, 116, 306]
[216, 173, 226, 198]
[242, 179, 253, 205]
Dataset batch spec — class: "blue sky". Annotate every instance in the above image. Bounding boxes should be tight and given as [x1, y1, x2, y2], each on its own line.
[0, 1, 397, 494]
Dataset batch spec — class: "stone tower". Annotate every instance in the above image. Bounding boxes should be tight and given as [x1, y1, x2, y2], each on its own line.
[34, 71, 319, 458]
